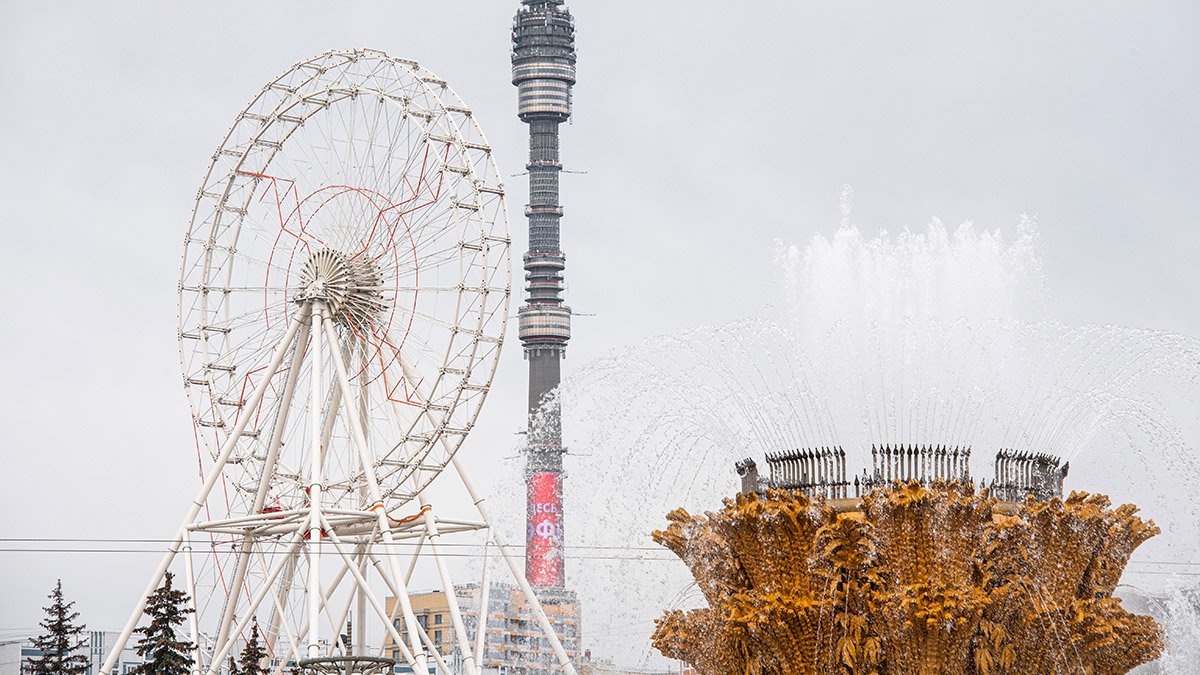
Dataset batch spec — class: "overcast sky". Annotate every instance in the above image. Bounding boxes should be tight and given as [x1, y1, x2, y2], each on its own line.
[2, 0, 1198, 656]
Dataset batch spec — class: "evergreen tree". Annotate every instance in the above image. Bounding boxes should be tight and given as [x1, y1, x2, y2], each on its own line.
[236, 621, 267, 675]
[227, 655, 239, 675]
[131, 572, 194, 675]
[29, 580, 89, 675]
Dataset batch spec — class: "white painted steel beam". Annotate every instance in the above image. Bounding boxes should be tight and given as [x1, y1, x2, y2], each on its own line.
[99, 308, 309, 675]
[212, 319, 313, 652]
[318, 306, 431, 675]
[307, 301, 326, 660]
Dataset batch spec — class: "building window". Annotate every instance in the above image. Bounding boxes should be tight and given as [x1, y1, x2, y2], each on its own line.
[434, 630, 442, 644]
[434, 614, 442, 625]
[417, 615, 428, 628]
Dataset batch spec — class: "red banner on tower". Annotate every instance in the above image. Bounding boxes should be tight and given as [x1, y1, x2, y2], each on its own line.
[526, 471, 564, 586]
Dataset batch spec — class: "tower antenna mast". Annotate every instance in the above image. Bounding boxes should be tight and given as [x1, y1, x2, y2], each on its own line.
[512, 0, 577, 590]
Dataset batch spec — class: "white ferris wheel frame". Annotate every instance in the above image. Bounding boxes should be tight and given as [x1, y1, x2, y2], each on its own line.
[101, 49, 577, 675]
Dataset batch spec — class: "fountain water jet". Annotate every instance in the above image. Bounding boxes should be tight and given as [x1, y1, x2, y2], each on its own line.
[487, 212, 1200, 671]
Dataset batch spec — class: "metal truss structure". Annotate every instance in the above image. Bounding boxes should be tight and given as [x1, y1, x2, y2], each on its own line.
[100, 49, 577, 675]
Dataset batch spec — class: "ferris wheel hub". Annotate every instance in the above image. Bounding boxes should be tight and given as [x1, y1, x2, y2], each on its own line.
[296, 248, 389, 329]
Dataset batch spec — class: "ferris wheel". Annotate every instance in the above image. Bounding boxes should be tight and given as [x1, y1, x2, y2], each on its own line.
[179, 49, 507, 507]
[102, 49, 577, 675]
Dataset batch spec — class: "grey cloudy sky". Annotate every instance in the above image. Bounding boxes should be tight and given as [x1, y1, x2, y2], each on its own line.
[1, 0, 1198, 651]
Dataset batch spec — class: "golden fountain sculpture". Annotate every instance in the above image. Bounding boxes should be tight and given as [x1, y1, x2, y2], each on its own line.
[651, 447, 1164, 675]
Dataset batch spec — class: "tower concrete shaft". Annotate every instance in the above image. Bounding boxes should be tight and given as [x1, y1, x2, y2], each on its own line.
[513, 0, 576, 588]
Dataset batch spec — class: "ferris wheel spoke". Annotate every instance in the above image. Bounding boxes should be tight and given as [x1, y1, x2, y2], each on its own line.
[231, 210, 306, 255]
[405, 242, 464, 274]
[378, 352, 437, 484]
[186, 316, 288, 387]
[377, 116, 449, 204]
[195, 285, 296, 293]
[384, 332, 470, 474]
[226, 245, 301, 277]
[384, 132, 447, 206]
[390, 307, 471, 336]
[369, 100, 413, 200]
[195, 302, 286, 337]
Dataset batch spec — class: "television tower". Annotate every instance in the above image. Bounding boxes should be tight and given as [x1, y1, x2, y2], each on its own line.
[512, 0, 576, 588]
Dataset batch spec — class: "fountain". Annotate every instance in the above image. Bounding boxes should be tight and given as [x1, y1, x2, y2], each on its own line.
[487, 203, 1200, 671]
[651, 449, 1164, 673]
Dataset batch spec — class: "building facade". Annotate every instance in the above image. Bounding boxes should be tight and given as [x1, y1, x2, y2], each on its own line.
[385, 584, 580, 675]
[0, 632, 140, 675]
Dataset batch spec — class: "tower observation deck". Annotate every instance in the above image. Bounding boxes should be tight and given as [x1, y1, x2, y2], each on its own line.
[513, 0, 576, 590]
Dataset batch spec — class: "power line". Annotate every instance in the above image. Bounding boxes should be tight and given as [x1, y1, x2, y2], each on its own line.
[3, 539, 1197, 566]
[5, 541, 1199, 574]
[0, 548, 679, 562]
[0, 538, 668, 551]
[1120, 570, 1200, 577]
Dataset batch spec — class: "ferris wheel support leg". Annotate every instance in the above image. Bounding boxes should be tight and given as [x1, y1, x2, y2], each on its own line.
[203, 518, 313, 675]
[99, 310, 309, 675]
[390, 349, 578, 675]
[214, 318, 313, 658]
[450, 454, 578, 675]
[274, 619, 304, 675]
[354, 341, 371, 660]
[211, 536, 266, 660]
[372, 354, 479, 675]
[473, 532, 493, 667]
[359, 548, 455, 675]
[320, 318, 432, 675]
[356, 548, 367, 657]
[300, 546, 350, 658]
[316, 570, 353, 658]
[366, 418, 476, 672]
[317, 514, 423, 668]
[412, 622, 454, 675]
[308, 302, 327, 660]
[274, 628, 303, 675]
[182, 529, 201, 675]
[365, 536, 422, 662]
[414, 498, 477, 675]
